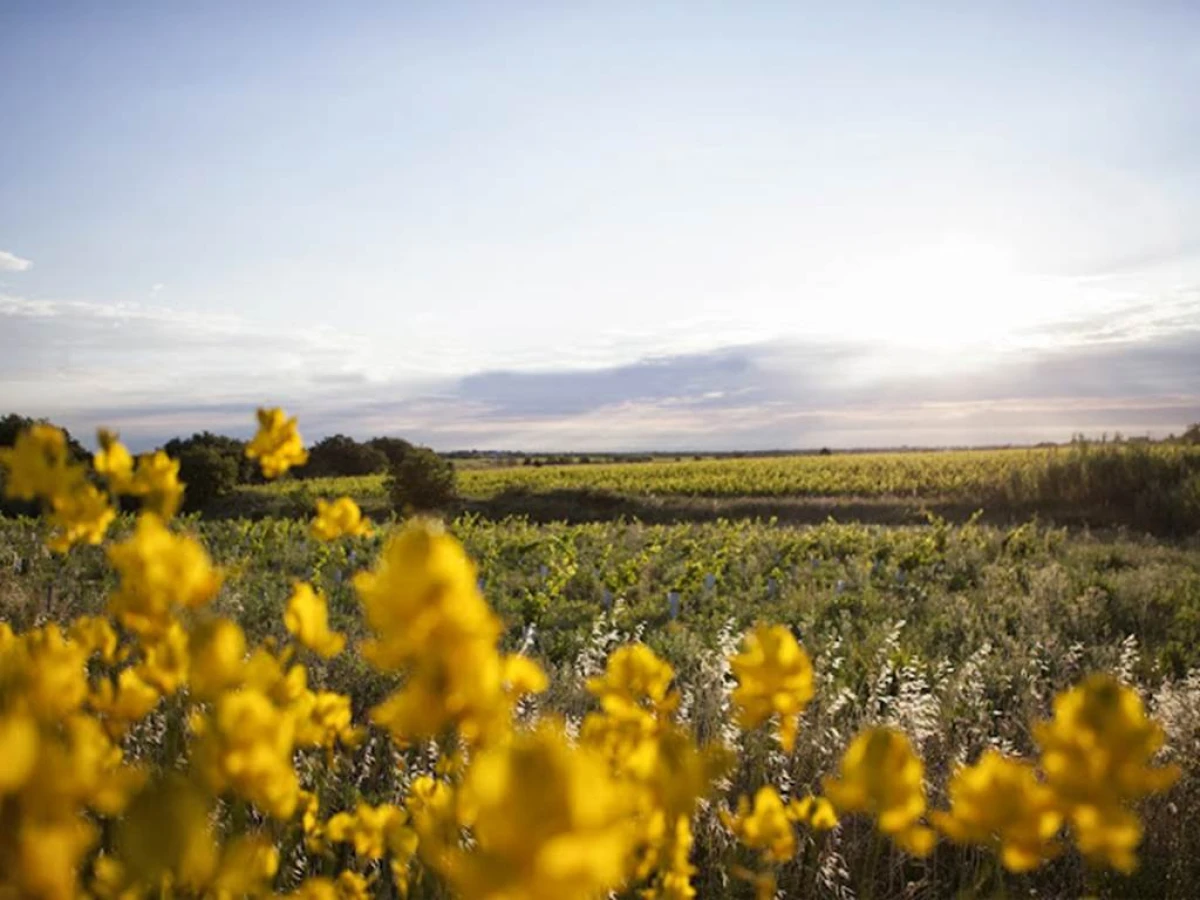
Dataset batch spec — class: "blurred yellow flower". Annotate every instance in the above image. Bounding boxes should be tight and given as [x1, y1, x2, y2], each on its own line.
[284, 582, 346, 658]
[1034, 673, 1181, 872]
[46, 482, 115, 552]
[311, 496, 372, 540]
[788, 794, 838, 832]
[722, 785, 796, 862]
[823, 727, 936, 856]
[246, 407, 308, 479]
[0, 423, 81, 501]
[729, 624, 814, 752]
[931, 750, 1062, 872]
[188, 618, 247, 701]
[94, 429, 135, 492]
[106, 514, 222, 637]
[129, 450, 185, 519]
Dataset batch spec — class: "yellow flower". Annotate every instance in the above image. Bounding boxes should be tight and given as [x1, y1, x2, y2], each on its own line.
[311, 497, 372, 540]
[188, 618, 247, 701]
[0, 712, 39, 795]
[788, 794, 838, 832]
[823, 727, 936, 856]
[325, 802, 417, 861]
[721, 786, 796, 863]
[931, 750, 1062, 872]
[0, 423, 81, 501]
[94, 429, 135, 493]
[116, 774, 218, 893]
[284, 582, 346, 658]
[729, 624, 814, 752]
[192, 688, 300, 819]
[8, 817, 97, 900]
[69, 615, 119, 664]
[293, 689, 362, 750]
[1033, 673, 1181, 872]
[129, 450, 185, 519]
[91, 668, 161, 738]
[502, 653, 549, 697]
[356, 519, 509, 744]
[106, 513, 222, 636]
[432, 722, 636, 900]
[587, 643, 679, 718]
[18, 623, 91, 721]
[246, 407, 308, 479]
[135, 620, 191, 695]
[46, 481, 116, 552]
[209, 834, 280, 899]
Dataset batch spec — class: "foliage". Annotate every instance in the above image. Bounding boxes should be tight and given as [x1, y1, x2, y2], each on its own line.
[173, 444, 240, 512]
[386, 445, 457, 514]
[300, 434, 388, 479]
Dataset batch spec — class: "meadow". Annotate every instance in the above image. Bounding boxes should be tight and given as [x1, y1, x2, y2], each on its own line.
[2, 416, 1199, 899]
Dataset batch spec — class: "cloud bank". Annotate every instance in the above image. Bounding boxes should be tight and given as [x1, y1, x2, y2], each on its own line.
[2, 292, 1198, 451]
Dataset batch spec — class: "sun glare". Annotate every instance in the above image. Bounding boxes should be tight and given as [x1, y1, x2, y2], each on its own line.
[835, 237, 1034, 350]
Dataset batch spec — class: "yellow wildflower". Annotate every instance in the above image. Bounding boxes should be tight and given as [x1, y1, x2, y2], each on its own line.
[931, 750, 1062, 872]
[311, 496, 372, 540]
[135, 620, 191, 695]
[293, 689, 363, 750]
[729, 624, 814, 752]
[823, 727, 936, 856]
[116, 774, 218, 893]
[1034, 673, 1180, 872]
[46, 481, 115, 552]
[192, 688, 300, 819]
[106, 513, 222, 636]
[587, 642, 679, 718]
[502, 652, 549, 697]
[325, 802, 417, 861]
[435, 722, 636, 900]
[188, 618, 247, 701]
[356, 519, 508, 743]
[129, 450, 185, 518]
[0, 712, 39, 795]
[18, 623, 91, 721]
[246, 407, 308, 479]
[0, 423, 81, 501]
[94, 429, 135, 492]
[788, 794, 839, 832]
[69, 615, 119, 664]
[91, 668, 161, 738]
[284, 582, 346, 658]
[7, 817, 97, 900]
[722, 786, 796, 862]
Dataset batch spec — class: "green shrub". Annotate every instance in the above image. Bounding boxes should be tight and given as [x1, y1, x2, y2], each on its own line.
[175, 445, 239, 512]
[386, 446, 457, 514]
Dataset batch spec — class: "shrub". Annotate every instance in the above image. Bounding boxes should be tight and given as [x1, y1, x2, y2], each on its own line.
[386, 445, 457, 513]
[162, 431, 257, 484]
[175, 444, 239, 512]
[301, 434, 388, 478]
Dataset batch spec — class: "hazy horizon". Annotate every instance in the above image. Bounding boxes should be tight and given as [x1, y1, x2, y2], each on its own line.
[3, 2, 1199, 450]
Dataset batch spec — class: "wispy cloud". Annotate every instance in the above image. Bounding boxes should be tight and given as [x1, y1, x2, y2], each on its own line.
[0, 251, 33, 272]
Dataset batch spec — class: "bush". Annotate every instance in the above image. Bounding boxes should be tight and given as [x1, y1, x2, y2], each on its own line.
[386, 445, 457, 513]
[301, 434, 388, 478]
[162, 432, 257, 484]
[175, 445, 239, 512]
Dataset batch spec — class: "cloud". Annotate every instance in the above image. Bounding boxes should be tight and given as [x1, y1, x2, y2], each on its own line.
[0, 251, 32, 272]
[2, 290, 1199, 451]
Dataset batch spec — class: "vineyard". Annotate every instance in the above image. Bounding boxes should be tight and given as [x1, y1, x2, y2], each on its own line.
[238, 442, 1200, 534]
[1, 412, 1199, 899]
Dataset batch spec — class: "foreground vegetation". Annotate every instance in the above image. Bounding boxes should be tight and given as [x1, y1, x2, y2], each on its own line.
[2, 409, 1199, 898]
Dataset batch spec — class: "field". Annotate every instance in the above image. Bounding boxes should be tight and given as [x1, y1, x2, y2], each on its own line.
[3, 427, 1200, 898]
[234, 442, 1200, 534]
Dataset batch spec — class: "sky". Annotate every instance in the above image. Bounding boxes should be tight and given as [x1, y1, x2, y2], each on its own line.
[2, 1, 1199, 450]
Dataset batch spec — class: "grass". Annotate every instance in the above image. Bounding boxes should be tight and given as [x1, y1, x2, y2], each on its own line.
[3, 512, 1199, 896]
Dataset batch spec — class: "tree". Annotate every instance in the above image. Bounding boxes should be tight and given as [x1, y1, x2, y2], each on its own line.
[1183, 423, 1200, 445]
[386, 446, 457, 514]
[163, 431, 257, 484]
[302, 434, 388, 478]
[175, 444, 239, 512]
[365, 436, 415, 469]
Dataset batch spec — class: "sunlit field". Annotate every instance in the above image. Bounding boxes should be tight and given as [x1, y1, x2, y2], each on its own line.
[2, 411, 1199, 899]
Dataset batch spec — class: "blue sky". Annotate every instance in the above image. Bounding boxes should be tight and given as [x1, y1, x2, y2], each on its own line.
[2, 1, 1199, 449]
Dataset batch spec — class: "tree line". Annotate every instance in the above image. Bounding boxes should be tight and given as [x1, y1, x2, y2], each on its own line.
[0, 415, 456, 516]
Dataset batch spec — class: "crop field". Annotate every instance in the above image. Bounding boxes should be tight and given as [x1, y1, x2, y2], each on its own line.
[2, 416, 1200, 899]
